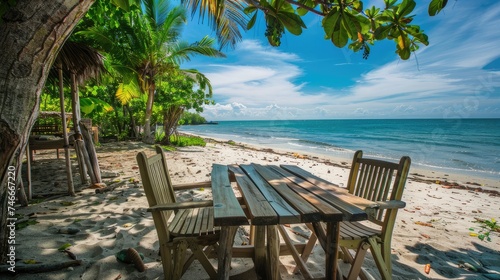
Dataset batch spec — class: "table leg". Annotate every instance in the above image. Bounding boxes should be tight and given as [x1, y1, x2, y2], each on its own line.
[254, 226, 266, 276]
[267, 225, 280, 280]
[325, 222, 340, 280]
[218, 226, 238, 280]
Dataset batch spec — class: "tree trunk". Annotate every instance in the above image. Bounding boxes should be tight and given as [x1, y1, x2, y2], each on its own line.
[0, 0, 95, 264]
[142, 85, 155, 144]
[162, 105, 184, 145]
[125, 105, 139, 139]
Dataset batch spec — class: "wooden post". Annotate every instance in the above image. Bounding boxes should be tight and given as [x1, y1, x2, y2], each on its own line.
[58, 67, 75, 196]
[79, 142, 97, 184]
[253, 226, 267, 276]
[80, 121, 102, 183]
[266, 225, 280, 280]
[70, 73, 88, 185]
[217, 226, 238, 280]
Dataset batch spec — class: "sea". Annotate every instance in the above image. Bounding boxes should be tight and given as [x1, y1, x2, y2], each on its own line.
[179, 119, 500, 180]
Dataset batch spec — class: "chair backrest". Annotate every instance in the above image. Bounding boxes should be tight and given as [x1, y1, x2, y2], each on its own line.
[346, 151, 411, 237]
[136, 146, 177, 241]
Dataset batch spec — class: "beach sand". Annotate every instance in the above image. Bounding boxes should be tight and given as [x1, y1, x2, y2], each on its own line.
[3, 140, 499, 280]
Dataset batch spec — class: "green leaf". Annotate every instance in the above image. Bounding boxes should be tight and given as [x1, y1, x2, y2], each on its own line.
[397, 0, 416, 18]
[247, 13, 257, 29]
[428, 0, 448, 16]
[244, 6, 257, 14]
[356, 14, 371, 34]
[384, 0, 398, 9]
[296, 0, 316, 16]
[331, 23, 348, 48]
[352, 1, 363, 13]
[297, 7, 308, 17]
[323, 8, 342, 39]
[58, 243, 72, 251]
[80, 97, 114, 114]
[342, 14, 360, 39]
[278, 12, 306, 35]
[111, 0, 130, 12]
[374, 25, 392, 40]
[396, 34, 411, 60]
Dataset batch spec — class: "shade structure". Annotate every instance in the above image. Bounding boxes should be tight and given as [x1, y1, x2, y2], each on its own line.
[26, 41, 106, 199]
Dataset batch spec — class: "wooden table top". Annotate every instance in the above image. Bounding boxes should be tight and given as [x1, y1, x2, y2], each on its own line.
[211, 163, 375, 227]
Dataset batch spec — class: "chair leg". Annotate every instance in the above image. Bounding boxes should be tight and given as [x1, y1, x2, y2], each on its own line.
[381, 241, 393, 275]
[160, 244, 174, 280]
[278, 225, 314, 280]
[188, 241, 217, 279]
[291, 223, 318, 274]
[367, 238, 391, 280]
[340, 247, 370, 280]
[346, 241, 370, 280]
[173, 240, 188, 280]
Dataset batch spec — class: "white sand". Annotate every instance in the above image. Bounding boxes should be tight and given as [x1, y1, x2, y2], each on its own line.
[4, 140, 499, 280]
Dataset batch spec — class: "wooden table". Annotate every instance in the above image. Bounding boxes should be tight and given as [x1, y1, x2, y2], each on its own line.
[211, 163, 377, 280]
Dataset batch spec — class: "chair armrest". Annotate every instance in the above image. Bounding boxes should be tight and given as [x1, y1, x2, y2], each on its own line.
[373, 200, 406, 209]
[147, 200, 213, 212]
[172, 181, 212, 191]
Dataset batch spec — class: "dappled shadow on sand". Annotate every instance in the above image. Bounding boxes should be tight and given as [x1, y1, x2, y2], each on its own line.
[387, 241, 499, 280]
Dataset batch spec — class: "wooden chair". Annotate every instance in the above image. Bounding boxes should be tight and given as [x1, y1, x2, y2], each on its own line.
[296, 150, 411, 280]
[136, 145, 219, 280]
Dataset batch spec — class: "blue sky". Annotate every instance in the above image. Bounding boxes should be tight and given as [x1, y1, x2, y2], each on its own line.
[181, 0, 500, 120]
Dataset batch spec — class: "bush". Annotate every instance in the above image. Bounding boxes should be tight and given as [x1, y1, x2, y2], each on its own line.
[170, 135, 206, 147]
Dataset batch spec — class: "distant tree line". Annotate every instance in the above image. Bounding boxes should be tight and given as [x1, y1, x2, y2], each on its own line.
[180, 112, 207, 125]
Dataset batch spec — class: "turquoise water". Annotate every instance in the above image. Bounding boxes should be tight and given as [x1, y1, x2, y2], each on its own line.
[179, 119, 500, 180]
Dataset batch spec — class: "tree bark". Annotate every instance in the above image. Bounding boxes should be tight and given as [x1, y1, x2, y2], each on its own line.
[0, 0, 95, 264]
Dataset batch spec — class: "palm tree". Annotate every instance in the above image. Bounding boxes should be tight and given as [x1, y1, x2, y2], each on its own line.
[81, 0, 226, 143]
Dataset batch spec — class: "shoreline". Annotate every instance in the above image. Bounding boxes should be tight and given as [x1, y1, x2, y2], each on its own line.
[184, 132, 500, 191]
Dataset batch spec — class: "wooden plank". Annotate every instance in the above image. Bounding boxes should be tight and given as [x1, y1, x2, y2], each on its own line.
[229, 165, 278, 225]
[211, 164, 248, 226]
[240, 164, 301, 224]
[170, 209, 188, 235]
[268, 166, 343, 222]
[281, 165, 342, 189]
[186, 208, 199, 234]
[281, 165, 377, 214]
[252, 164, 321, 223]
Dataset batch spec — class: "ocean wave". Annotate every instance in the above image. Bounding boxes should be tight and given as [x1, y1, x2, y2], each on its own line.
[271, 136, 299, 141]
[286, 139, 346, 152]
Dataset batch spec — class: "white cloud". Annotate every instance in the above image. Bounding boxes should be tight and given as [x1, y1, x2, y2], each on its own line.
[200, 40, 331, 111]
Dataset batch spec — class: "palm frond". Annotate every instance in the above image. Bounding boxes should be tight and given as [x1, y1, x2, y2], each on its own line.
[140, 0, 171, 27]
[167, 36, 226, 64]
[116, 80, 142, 104]
[181, 0, 248, 49]
[154, 5, 187, 46]
[182, 68, 213, 96]
[49, 41, 106, 85]
[80, 97, 114, 114]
